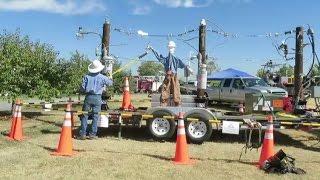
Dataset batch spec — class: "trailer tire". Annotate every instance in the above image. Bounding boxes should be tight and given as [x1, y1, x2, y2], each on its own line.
[185, 113, 212, 144]
[147, 110, 176, 140]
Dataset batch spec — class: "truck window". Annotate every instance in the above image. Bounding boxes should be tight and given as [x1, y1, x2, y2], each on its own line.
[208, 80, 222, 87]
[223, 79, 232, 87]
[232, 79, 244, 89]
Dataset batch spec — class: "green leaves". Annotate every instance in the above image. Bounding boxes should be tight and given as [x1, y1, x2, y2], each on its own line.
[0, 30, 90, 101]
[137, 61, 163, 76]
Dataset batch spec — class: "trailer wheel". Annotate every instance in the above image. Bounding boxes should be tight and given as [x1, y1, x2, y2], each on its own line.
[148, 110, 176, 140]
[185, 113, 212, 144]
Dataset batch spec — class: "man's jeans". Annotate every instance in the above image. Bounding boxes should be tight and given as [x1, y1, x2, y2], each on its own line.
[79, 95, 102, 137]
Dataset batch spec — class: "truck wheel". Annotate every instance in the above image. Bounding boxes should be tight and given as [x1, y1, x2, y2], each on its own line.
[147, 110, 176, 140]
[185, 113, 212, 144]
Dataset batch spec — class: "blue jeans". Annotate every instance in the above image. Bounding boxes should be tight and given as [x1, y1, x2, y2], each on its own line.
[79, 95, 102, 137]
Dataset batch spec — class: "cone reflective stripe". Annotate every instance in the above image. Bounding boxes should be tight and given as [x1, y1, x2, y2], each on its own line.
[63, 120, 72, 127]
[51, 104, 77, 156]
[121, 77, 134, 111]
[172, 112, 192, 165]
[124, 78, 129, 91]
[258, 115, 274, 168]
[264, 124, 273, 139]
[7, 99, 26, 141]
[177, 119, 186, 135]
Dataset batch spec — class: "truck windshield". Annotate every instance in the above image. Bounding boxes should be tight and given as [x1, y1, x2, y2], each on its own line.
[243, 78, 268, 87]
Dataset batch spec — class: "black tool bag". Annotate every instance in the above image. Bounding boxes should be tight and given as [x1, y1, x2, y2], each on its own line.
[263, 149, 306, 174]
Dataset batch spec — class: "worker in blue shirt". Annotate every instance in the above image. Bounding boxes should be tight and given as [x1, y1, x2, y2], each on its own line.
[148, 41, 193, 106]
[77, 60, 113, 140]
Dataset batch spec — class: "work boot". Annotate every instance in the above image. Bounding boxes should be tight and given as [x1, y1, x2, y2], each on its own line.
[88, 135, 98, 140]
[75, 135, 86, 140]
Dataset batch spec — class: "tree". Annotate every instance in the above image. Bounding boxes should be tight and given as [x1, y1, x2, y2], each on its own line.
[206, 56, 220, 75]
[277, 64, 294, 77]
[0, 30, 60, 101]
[137, 61, 163, 76]
[61, 51, 91, 96]
[256, 64, 294, 78]
[256, 68, 264, 78]
[107, 59, 133, 95]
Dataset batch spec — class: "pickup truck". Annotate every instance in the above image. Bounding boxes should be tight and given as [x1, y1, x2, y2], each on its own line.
[204, 77, 288, 104]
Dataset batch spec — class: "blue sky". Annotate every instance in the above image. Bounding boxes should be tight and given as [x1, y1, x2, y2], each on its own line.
[1, 0, 320, 79]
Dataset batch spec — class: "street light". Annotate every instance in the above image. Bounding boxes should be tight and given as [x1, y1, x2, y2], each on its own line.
[76, 27, 102, 39]
[75, 25, 114, 77]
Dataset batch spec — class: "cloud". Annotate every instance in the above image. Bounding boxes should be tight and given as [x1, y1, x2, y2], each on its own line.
[153, 0, 212, 8]
[132, 5, 151, 15]
[153, 0, 251, 8]
[0, 0, 106, 15]
[128, 0, 152, 15]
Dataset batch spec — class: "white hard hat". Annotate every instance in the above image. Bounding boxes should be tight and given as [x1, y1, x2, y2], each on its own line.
[168, 41, 176, 48]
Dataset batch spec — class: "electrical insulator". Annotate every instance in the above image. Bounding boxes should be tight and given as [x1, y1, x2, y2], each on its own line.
[283, 44, 288, 56]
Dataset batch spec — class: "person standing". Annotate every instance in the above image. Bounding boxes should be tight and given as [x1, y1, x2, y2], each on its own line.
[148, 41, 193, 106]
[77, 60, 113, 140]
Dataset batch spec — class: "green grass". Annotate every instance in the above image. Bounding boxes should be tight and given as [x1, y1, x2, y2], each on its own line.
[1, 103, 320, 180]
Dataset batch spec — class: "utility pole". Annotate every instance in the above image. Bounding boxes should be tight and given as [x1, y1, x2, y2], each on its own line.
[294, 26, 304, 100]
[197, 19, 207, 98]
[102, 18, 110, 56]
[101, 17, 114, 78]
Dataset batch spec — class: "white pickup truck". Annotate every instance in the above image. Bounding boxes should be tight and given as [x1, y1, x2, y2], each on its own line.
[204, 77, 288, 104]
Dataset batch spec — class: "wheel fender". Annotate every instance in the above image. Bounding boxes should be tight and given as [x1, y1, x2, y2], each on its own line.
[184, 108, 217, 121]
[145, 107, 175, 116]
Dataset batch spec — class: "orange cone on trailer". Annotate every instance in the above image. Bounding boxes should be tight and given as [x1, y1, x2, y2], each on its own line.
[172, 112, 192, 165]
[6, 99, 26, 141]
[121, 77, 135, 111]
[239, 101, 244, 115]
[257, 115, 275, 168]
[51, 104, 77, 156]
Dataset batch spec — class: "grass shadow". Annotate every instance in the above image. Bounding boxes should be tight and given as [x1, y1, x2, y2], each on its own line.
[96, 125, 176, 143]
[142, 153, 172, 161]
[34, 118, 62, 127]
[40, 129, 61, 134]
[210, 128, 320, 152]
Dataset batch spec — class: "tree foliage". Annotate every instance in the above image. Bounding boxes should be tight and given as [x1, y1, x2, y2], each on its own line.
[137, 61, 163, 76]
[0, 30, 60, 101]
[0, 30, 94, 101]
[107, 59, 134, 95]
[206, 56, 220, 75]
[277, 64, 294, 76]
[256, 64, 294, 78]
[62, 51, 91, 95]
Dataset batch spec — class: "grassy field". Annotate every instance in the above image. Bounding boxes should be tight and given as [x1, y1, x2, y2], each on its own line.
[0, 95, 320, 179]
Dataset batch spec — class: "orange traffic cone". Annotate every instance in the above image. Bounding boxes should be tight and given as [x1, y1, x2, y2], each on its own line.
[121, 77, 135, 111]
[6, 99, 26, 141]
[68, 96, 74, 129]
[257, 115, 274, 168]
[172, 112, 192, 165]
[51, 104, 77, 156]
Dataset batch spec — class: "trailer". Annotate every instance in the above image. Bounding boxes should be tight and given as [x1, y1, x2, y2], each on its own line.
[97, 93, 320, 144]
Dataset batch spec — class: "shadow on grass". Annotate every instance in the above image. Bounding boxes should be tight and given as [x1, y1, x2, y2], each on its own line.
[142, 154, 172, 161]
[95, 126, 176, 143]
[40, 129, 61, 134]
[27, 142, 86, 153]
[34, 118, 62, 127]
[211, 128, 320, 152]
[0, 111, 43, 121]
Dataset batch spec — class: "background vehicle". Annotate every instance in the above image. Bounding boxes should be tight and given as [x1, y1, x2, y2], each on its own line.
[180, 80, 197, 95]
[204, 77, 288, 104]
